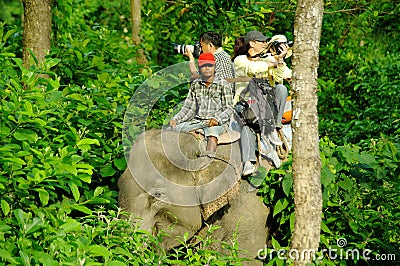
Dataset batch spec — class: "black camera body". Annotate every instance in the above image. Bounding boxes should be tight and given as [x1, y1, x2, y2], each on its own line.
[272, 41, 293, 55]
[172, 42, 201, 58]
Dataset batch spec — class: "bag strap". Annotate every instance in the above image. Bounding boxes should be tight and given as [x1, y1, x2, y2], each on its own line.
[225, 77, 251, 83]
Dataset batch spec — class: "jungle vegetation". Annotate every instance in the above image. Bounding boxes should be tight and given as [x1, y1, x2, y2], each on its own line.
[0, 0, 399, 265]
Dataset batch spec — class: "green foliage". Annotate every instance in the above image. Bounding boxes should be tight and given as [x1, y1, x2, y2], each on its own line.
[0, 0, 22, 26]
[0, 206, 168, 265]
[318, 41, 400, 146]
[0, 55, 132, 196]
[166, 225, 247, 265]
[255, 137, 399, 265]
[252, 159, 294, 265]
[319, 137, 400, 259]
[141, 0, 296, 66]
[51, 8, 144, 87]
[256, 161, 294, 238]
[1, 0, 400, 264]
[0, 6, 248, 263]
[318, 0, 400, 146]
[0, 11, 157, 262]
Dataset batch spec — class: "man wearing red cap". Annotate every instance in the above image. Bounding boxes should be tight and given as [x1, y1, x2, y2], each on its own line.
[169, 53, 234, 155]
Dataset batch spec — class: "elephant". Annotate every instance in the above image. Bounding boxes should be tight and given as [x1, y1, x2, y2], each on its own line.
[118, 129, 270, 265]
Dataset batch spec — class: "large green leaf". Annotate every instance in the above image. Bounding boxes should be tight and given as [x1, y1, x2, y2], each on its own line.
[35, 188, 50, 206]
[273, 198, 289, 217]
[1, 200, 10, 216]
[0, 249, 18, 264]
[71, 205, 92, 215]
[25, 217, 43, 235]
[13, 129, 39, 142]
[68, 182, 80, 202]
[89, 244, 111, 259]
[59, 218, 81, 233]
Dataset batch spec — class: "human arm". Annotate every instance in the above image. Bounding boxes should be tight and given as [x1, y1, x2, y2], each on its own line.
[183, 49, 200, 80]
[269, 63, 286, 84]
[269, 43, 290, 84]
[172, 85, 197, 123]
[234, 55, 270, 78]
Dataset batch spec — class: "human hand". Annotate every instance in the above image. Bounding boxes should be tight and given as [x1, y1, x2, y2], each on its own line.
[277, 43, 289, 59]
[169, 119, 177, 128]
[208, 118, 219, 127]
[268, 61, 277, 68]
[183, 48, 194, 61]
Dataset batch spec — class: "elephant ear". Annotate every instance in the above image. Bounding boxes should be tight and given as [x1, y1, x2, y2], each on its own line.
[200, 176, 241, 220]
[126, 129, 242, 219]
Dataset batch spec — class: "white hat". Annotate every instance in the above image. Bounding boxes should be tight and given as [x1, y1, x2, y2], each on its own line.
[267, 35, 293, 58]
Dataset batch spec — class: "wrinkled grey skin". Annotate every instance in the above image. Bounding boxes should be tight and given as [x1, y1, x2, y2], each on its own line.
[118, 129, 270, 265]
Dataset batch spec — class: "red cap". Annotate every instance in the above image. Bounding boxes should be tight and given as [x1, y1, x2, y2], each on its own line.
[198, 53, 216, 67]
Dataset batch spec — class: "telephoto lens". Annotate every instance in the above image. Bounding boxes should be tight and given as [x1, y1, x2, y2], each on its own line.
[172, 43, 186, 54]
[172, 42, 201, 58]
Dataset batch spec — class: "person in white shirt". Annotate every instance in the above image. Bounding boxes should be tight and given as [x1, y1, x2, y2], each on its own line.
[233, 31, 290, 175]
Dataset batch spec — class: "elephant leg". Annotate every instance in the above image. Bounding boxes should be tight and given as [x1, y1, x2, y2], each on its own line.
[212, 180, 270, 265]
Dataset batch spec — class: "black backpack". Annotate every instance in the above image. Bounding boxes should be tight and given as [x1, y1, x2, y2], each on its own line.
[235, 78, 277, 134]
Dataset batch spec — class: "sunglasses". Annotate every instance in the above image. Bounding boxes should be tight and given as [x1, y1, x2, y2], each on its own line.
[200, 63, 215, 68]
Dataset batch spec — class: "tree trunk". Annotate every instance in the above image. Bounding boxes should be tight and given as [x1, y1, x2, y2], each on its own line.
[130, 0, 147, 66]
[290, 0, 324, 265]
[22, 0, 53, 68]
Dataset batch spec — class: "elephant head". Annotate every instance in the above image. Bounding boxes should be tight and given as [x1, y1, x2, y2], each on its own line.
[118, 129, 270, 263]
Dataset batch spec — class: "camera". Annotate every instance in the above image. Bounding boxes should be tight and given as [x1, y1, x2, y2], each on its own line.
[271, 41, 293, 55]
[172, 42, 201, 58]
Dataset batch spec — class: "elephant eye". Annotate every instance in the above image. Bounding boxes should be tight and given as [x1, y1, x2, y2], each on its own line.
[153, 190, 162, 198]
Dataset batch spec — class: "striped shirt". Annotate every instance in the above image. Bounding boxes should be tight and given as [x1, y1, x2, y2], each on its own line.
[214, 48, 235, 81]
[173, 74, 234, 125]
[214, 47, 235, 92]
